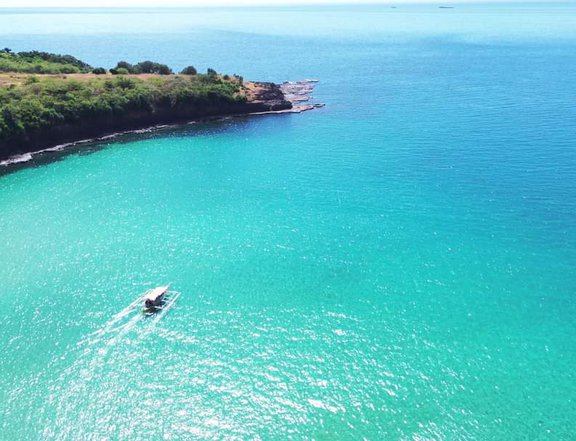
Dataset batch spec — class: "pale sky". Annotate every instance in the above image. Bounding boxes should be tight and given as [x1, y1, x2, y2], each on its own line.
[0, 0, 536, 7]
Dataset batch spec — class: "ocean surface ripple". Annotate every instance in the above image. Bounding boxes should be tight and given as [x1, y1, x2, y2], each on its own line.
[1, 4, 576, 440]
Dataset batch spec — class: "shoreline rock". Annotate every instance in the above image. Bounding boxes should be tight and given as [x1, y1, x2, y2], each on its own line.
[281, 80, 325, 112]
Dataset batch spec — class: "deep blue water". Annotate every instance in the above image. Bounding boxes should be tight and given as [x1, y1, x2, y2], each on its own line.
[1, 4, 575, 440]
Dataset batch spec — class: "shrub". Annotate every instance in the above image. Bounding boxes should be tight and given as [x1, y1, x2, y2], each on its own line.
[112, 67, 129, 75]
[0, 50, 93, 74]
[92, 67, 107, 75]
[24, 76, 39, 85]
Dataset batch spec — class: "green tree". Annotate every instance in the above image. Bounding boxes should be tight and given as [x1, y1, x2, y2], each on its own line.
[115, 61, 134, 73]
[180, 66, 197, 75]
[135, 61, 155, 74]
[158, 64, 172, 75]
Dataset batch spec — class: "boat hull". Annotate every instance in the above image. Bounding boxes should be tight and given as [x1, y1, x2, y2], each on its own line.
[142, 285, 170, 312]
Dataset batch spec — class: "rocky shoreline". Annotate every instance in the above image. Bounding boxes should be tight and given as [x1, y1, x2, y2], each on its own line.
[281, 80, 325, 112]
[0, 80, 323, 167]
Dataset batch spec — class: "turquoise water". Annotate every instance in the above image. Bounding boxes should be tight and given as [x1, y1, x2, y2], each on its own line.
[1, 4, 576, 439]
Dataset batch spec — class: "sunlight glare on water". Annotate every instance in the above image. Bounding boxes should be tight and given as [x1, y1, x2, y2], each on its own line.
[1, 4, 575, 440]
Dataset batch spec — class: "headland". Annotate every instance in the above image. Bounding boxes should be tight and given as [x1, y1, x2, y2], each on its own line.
[0, 50, 322, 165]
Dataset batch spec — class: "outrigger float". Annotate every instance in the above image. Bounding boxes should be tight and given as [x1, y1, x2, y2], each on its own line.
[142, 284, 180, 315]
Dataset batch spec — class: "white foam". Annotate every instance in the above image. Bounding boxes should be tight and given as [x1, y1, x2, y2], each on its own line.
[0, 152, 33, 166]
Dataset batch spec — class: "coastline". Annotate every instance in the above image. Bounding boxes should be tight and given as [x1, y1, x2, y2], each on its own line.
[0, 79, 323, 168]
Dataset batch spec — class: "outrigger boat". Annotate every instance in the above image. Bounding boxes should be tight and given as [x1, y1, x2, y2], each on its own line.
[143, 284, 171, 313]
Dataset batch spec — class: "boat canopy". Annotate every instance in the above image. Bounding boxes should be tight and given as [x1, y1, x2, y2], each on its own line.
[145, 285, 168, 301]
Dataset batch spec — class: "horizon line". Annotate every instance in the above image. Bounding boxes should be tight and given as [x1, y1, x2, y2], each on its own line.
[0, 0, 559, 9]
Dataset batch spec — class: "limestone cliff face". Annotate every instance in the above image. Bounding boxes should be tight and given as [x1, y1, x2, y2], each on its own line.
[0, 83, 292, 161]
